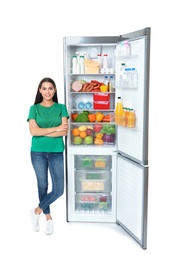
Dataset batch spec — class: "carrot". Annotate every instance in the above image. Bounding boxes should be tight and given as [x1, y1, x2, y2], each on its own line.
[102, 115, 111, 122]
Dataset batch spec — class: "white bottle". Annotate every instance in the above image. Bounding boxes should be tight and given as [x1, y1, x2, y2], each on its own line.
[75, 52, 80, 74]
[80, 56, 85, 74]
[97, 54, 102, 73]
[72, 55, 77, 74]
[103, 54, 109, 69]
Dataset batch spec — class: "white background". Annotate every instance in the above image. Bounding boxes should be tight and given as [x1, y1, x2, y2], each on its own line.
[0, 0, 172, 259]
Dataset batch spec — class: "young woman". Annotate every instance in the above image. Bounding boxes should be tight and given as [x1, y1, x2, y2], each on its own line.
[27, 77, 69, 235]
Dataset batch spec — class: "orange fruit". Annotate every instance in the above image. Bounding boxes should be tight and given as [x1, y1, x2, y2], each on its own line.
[72, 128, 80, 136]
[79, 131, 87, 138]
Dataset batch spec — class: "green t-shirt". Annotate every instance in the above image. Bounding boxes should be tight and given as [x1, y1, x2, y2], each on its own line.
[27, 102, 69, 152]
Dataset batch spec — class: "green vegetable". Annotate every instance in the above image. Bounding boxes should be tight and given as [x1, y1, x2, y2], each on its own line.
[75, 111, 89, 122]
[100, 124, 116, 135]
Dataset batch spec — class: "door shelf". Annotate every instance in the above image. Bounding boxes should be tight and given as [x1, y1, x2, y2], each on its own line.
[115, 115, 136, 128]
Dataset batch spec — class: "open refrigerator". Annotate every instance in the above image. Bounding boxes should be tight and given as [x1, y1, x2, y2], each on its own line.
[63, 27, 150, 249]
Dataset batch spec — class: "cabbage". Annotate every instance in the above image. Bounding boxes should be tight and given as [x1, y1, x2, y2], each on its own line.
[102, 134, 115, 143]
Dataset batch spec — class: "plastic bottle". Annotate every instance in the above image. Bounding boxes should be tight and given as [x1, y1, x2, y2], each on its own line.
[104, 75, 109, 91]
[72, 55, 77, 74]
[127, 109, 136, 128]
[80, 55, 85, 74]
[75, 52, 80, 73]
[109, 75, 115, 92]
[121, 64, 127, 88]
[119, 63, 126, 88]
[115, 97, 124, 126]
[124, 107, 129, 126]
[131, 68, 138, 88]
[122, 41, 131, 56]
[97, 54, 102, 72]
[126, 68, 132, 88]
[103, 54, 109, 69]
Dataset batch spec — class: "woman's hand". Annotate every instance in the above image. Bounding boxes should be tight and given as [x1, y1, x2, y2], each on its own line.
[56, 123, 68, 132]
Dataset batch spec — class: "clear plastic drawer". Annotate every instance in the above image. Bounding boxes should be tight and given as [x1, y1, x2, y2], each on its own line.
[75, 170, 111, 192]
[75, 155, 112, 170]
[75, 193, 112, 212]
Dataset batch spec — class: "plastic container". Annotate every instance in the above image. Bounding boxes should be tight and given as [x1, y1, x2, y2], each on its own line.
[93, 93, 110, 101]
[93, 101, 110, 110]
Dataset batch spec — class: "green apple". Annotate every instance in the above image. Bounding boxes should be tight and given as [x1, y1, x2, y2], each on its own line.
[84, 136, 93, 145]
[74, 136, 83, 145]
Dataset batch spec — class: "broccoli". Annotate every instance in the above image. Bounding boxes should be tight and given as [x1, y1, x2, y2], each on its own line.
[75, 111, 89, 122]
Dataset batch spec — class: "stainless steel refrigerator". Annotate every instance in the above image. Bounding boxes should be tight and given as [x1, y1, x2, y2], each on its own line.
[63, 27, 150, 249]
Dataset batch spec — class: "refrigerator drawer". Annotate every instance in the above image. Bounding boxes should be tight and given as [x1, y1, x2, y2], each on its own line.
[71, 124, 116, 146]
[75, 193, 112, 212]
[75, 170, 111, 192]
[75, 155, 112, 170]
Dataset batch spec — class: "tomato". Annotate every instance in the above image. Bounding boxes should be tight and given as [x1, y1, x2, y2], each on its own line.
[71, 113, 78, 121]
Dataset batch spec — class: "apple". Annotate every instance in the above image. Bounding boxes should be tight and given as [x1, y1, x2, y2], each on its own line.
[93, 124, 103, 133]
[73, 136, 83, 145]
[84, 136, 93, 145]
[86, 128, 93, 136]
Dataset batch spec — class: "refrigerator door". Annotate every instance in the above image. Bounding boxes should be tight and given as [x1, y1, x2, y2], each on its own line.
[116, 154, 148, 249]
[115, 28, 150, 165]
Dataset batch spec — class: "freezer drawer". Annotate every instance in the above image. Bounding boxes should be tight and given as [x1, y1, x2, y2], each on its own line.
[75, 170, 112, 192]
[75, 155, 112, 170]
[75, 193, 112, 213]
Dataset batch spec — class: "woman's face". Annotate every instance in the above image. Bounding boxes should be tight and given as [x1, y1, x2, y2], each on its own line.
[39, 82, 56, 101]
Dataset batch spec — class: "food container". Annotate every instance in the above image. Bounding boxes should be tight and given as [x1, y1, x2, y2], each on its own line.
[93, 93, 110, 101]
[85, 59, 100, 74]
[93, 101, 110, 110]
[85, 66, 99, 74]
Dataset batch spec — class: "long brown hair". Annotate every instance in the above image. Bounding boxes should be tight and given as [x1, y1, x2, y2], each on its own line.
[34, 77, 58, 104]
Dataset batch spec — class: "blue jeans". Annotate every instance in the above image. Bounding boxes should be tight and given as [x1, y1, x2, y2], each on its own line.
[31, 152, 64, 214]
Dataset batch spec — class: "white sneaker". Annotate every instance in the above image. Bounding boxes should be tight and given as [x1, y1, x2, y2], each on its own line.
[30, 209, 40, 232]
[44, 220, 54, 235]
